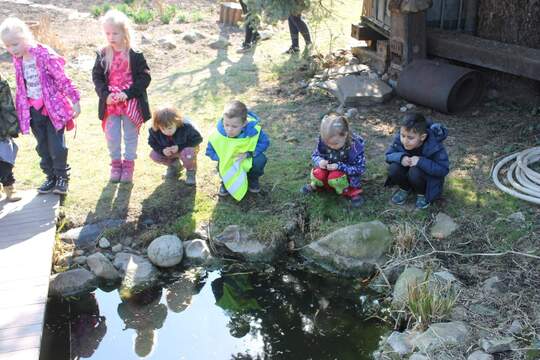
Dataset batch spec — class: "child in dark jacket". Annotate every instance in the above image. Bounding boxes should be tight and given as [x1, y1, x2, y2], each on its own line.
[385, 113, 449, 209]
[206, 100, 269, 201]
[148, 106, 202, 185]
[302, 113, 365, 208]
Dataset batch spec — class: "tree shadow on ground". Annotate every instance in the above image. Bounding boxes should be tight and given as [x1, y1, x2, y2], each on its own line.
[154, 25, 259, 109]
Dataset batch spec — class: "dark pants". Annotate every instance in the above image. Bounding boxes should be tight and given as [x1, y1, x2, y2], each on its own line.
[239, 0, 259, 45]
[288, 14, 311, 48]
[388, 163, 427, 194]
[247, 153, 267, 181]
[29, 107, 69, 178]
[0, 161, 15, 186]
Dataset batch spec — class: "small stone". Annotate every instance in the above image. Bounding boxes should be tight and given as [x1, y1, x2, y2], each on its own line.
[386, 331, 414, 355]
[368, 71, 379, 79]
[99, 237, 110, 248]
[258, 30, 273, 40]
[157, 36, 177, 50]
[482, 276, 505, 294]
[120, 236, 132, 246]
[400, 106, 408, 112]
[346, 107, 359, 119]
[392, 267, 426, 306]
[209, 37, 230, 49]
[470, 304, 498, 317]
[507, 320, 523, 335]
[147, 235, 184, 267]
[348, 57, 361, 65]
[413, 322, 470, 353]
[182, 30, 205, 43]
[430, 212, 458, 239]
[480, 337, 515, 353]
[73, 256, 87, 265]
[184, 239, 211, 263]
[74, 250, 85, 256]
[112, 244, 123, 253]
[406, 103, 416, 110]
[467, 350, 494, 360]
[140, 33, 152, 45]
[507, 211, 525, 223]
[381, 73, 389, 81]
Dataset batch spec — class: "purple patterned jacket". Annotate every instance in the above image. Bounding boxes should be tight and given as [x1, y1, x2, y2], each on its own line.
[13, 44, 80, 134]
[311, 133, 366, 188]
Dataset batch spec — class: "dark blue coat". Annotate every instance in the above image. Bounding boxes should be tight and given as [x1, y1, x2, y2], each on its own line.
[385, 122, 449, 202]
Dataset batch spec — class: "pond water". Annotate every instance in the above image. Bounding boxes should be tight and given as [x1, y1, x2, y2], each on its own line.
[40, 265, 388, 360]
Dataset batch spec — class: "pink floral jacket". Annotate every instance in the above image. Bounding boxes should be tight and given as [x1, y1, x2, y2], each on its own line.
[13, 44, 80, 134]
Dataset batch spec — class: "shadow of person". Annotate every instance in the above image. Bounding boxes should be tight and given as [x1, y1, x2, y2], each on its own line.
[69, 293, 107, 359]
[117, 286, 167, 358]
[83, 181, 133, 225]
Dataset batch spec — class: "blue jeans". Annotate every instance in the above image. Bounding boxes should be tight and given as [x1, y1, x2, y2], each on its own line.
[388, 162, 427, 194]
[248, 153, 267, 181]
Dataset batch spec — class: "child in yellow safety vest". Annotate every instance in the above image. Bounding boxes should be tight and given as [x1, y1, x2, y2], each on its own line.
[205, 100, 270, 201]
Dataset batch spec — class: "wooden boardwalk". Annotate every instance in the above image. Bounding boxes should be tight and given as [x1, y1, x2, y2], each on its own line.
[0, 191, 59, 360]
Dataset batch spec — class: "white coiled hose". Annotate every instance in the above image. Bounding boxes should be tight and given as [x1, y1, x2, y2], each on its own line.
[492, 147, 540, 205]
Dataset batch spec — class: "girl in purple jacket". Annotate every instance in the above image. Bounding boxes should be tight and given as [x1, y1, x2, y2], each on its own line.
[302, 113, 366, 208]
[1, 17, 80, 195]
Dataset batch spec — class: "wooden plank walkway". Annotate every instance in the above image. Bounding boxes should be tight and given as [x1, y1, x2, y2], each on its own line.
[0, 191, 59, 360]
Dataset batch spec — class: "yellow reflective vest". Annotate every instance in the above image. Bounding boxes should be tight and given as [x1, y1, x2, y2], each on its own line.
[208, 119, 261, 201]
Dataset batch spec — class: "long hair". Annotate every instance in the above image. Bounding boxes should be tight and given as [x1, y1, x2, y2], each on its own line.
[100, 9, 136, 73]
[320, 112, 352, 145]
[0, 17, 35, 47]
[152, 106, 184, 132]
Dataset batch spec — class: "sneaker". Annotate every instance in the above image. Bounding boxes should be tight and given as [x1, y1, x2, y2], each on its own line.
[236, 43, 253, 54]
[185, 170, 196, 186]
[284, 46, 300, 54]
[391, 188, 410, 205]
[38, 177, 56, 194]
[415, 194, 430, 209]
[248, 179, 260, 193]
[301, 184, 314, 194]
[350, 195, 365, 208]
[53, 177, 69, 195]
[218, 183, 228, 197]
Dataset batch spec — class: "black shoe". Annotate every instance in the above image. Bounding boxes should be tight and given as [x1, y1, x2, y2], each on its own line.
[53, 177, 69, 195]
[38, 177, 56, 194]
[218, 183, 228, 197]
[236, 42, 254, 54]
[350, 195, 365, 208]
[284, 46, 300, 54]
[248, 178, 260, 193]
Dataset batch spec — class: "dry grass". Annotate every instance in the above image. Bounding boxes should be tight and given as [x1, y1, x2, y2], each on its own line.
[30, 15, 66, 55]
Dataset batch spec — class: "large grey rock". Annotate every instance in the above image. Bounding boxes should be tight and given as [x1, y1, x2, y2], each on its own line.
[147, 235, 184, 267]
[480, 337, 515, 353]
[183, 239, 212, 263]
[300, 221, 393, 277]
[214, 225, 282, 262]
[182, 30, 205, 43]
[49, 268, 97, 297]
[98, 237, 110, 248]
[386, 331, 415, 355]
[413, 321, 470, 352]
[60, 220, 124, 250]
[482, 276, 506, 295]
[114, 252, 159, 292]
[468, 350, 494, 360]
[392, 267, 425, 306]
[430, 212, 458, 239]
[321, 75, 393, 107]
[87, 252, 121, 281]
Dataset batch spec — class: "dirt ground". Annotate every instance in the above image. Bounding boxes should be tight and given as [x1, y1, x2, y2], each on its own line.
[1, 1, 540, 358]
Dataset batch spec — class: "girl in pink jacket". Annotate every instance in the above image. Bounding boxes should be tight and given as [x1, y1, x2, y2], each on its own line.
[0, 17, 80, 195]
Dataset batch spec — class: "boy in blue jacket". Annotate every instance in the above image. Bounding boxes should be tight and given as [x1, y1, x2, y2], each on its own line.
[206, 100, 270, 200]
[385, 113, 449, 209]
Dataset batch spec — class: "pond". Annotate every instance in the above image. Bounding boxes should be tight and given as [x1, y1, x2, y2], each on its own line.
[40, 265, 388, 360]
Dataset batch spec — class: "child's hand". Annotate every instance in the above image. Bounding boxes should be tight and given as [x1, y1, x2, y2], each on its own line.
[319, 159, 328, 169]
[163, 147, 171, 157]
[106, 93, 116, 105]
[116, 92, 128, 102]
[72, 102, 81, 118]
[236, 152, 248, 162]
[327, 163, 338, 171]
[410, 156, 420, 167]
[170, 145, 179, 154]
[401, 156, 412, 167]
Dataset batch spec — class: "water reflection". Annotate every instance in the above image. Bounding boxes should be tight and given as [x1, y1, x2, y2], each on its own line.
[71, 294, 107, 359]
[43, 266, 388, 360]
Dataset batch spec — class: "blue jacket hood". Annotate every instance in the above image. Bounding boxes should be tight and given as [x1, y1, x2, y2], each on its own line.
[216, 111, 261, 138]
[422, 121, 448, 156]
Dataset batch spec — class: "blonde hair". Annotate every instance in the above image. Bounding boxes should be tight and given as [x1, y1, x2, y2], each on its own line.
[320, 113, 352, 144]
[152, 106, 184, 131]
[100, 9, 136, 73]
[0, 17, 35, 46]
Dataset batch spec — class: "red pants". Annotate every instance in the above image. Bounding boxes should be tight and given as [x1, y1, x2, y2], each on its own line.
[311, 167, 363, 198]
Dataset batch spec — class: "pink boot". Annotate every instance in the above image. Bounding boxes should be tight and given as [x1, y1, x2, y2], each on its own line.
[120, 160, 134, 183]
[110, 159, 122, 182]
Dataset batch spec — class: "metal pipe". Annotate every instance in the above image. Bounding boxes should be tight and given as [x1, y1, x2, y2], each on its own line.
[464, 0, 479, 34]
[457, 0, 464, 31]
[396, 60, 484, 113]
[439, 0, 446, 29]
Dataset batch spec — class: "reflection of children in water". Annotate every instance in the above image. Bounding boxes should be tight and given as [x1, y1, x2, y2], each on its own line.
[117, 287, 168, 358]
[70, 293, 107, 360]
[211, 274, 261, 338]
[165, 273, 204, 313]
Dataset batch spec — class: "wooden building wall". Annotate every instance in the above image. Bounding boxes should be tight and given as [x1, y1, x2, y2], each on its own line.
[477, 0, 540, 49]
